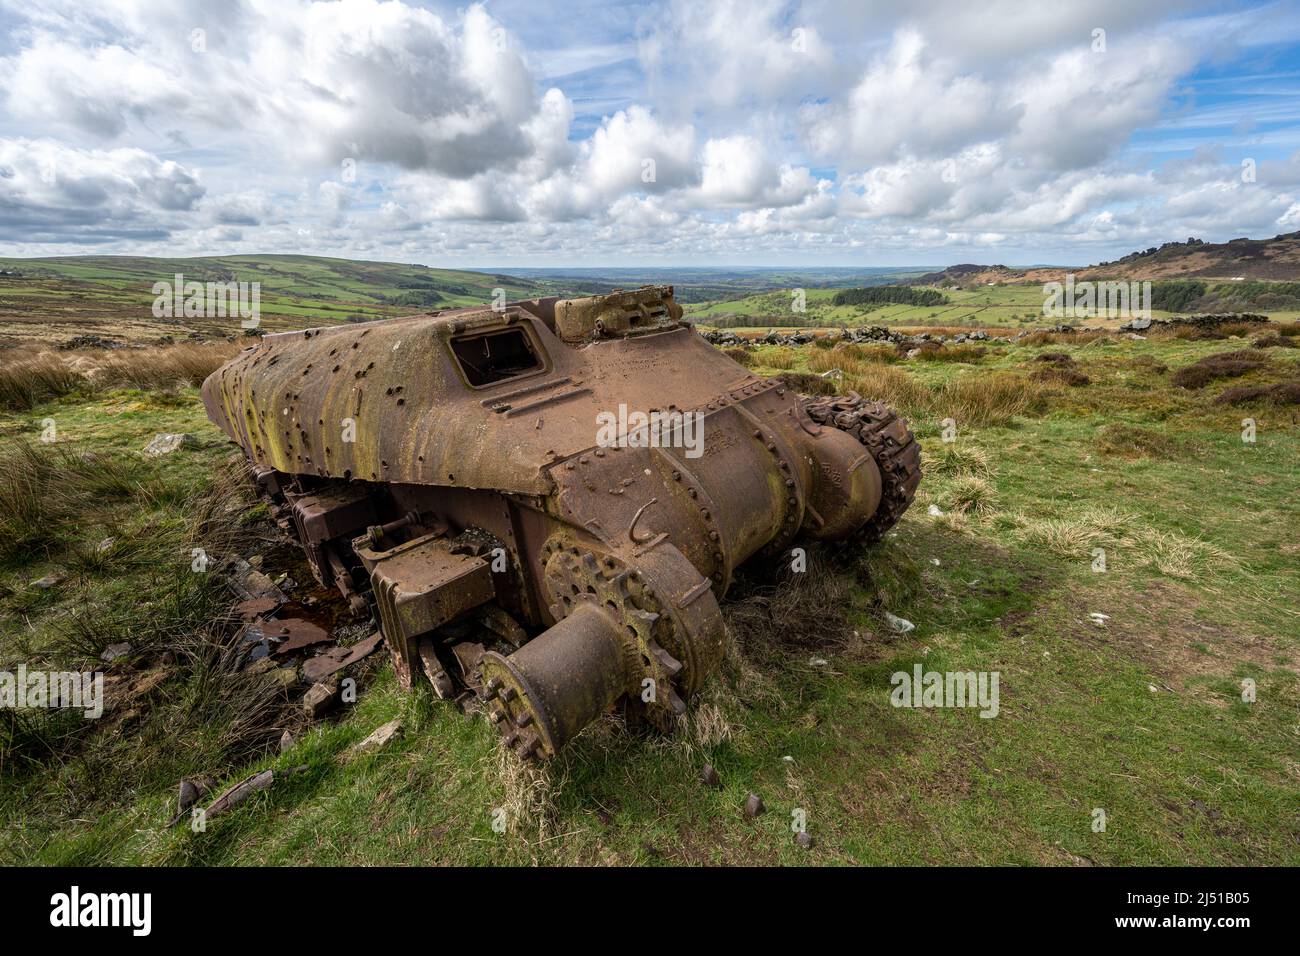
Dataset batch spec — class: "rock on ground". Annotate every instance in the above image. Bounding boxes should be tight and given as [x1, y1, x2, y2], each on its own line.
[143, 433, 198, 457]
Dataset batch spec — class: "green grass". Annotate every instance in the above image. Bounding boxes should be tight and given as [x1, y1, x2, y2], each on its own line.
[1, 330, 1297, 865]
[685, 282, 1291, 330]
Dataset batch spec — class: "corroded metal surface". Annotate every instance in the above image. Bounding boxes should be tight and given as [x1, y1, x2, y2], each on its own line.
[203, 285, 921, 759]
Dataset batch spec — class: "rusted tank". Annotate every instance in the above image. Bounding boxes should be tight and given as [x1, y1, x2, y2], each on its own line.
[202, 286, 920, 759]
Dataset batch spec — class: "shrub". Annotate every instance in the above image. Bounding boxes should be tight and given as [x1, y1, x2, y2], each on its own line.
[1171, 350, 1268, 389]
[1031, 366, 1090, 386]
[1213, 381, 1300, 406]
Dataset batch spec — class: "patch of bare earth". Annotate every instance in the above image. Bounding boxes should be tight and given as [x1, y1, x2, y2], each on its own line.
[1067, 579, 1295, 696]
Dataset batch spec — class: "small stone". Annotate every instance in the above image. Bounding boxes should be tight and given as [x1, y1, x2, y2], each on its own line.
[101, 642, 133, 662]
[301, 681, 339, 718]
[744, 793, 765, 818]
[883, 611, 915, 634]
[701, 764, 722, 789]
[796, 831, 814, 849]
[30, 574, 65, 590]
[240, 570, 281, 600]
[350, 718, 402, 756]
[143, 433, 198, 457]
[279, 730, 294, 753]
[96, 537, 116, 555]
[269, 666, 299, 688]
[178, 778, 199, 813]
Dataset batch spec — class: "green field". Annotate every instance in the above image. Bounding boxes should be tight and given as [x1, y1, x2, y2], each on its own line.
[3, 324, 1296, 865]
[0, 255, 553, 347]
[686, 283, 1300, 329]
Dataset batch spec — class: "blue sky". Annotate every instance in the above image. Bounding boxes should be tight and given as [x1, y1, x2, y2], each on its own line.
[1, 0, 1299, 266]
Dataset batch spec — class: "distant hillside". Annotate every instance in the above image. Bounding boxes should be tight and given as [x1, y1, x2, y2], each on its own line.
[0, 254, 553, 347]
[909, 232, 1300, 289]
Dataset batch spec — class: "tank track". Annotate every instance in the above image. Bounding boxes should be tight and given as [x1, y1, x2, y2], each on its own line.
[803, 392, 922, 543]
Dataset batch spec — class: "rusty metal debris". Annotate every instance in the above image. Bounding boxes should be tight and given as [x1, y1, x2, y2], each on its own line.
[300, 632, 382, 683]
[267, 618, 330, 655]
[203, 285, 920, 761]
[196, 768, 273, 824]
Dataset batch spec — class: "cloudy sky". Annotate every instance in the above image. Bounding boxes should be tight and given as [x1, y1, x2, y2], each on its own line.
[1, 0, 1299, 266]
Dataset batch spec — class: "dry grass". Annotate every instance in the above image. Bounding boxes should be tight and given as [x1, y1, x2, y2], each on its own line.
[1031, 365, 1091, 386]
[723, 556, 861, 658]
[756, 346, 797, 370]
[1012, 507, 1237, 579]
[1096, 422, 1179, 458]
[932, 371, 1046, 427]
[845, 363, 933, 415]
[0, 440, 144, 559]
[1168, 321, 1265, 341]
[0, 341, 243, 410]
[923, 442, 994, 479]
[684, 697, 735, 748]
[722, 346, 754, 366]
[492, 744, 563, 841]
[88, 342, 241, 390]
[0, 351, 85, 410]
[947, 475, 998, 515]
[808, 346, 897, 378]
[913, 343, 988, 363]
[776, 371, 839, 396]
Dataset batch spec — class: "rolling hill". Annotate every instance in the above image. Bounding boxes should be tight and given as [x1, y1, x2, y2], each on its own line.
[0, 254, 556, 347]
[909, 232, 1300, 289]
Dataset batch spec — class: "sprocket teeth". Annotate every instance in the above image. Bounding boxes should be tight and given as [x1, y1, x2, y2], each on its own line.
[630, 608, 660, 628]
[647, 641, 683, 677]
[662, 685, 687, 715]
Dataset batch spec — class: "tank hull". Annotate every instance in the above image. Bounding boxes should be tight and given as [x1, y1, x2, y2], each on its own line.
[203, 286, 921, 759]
